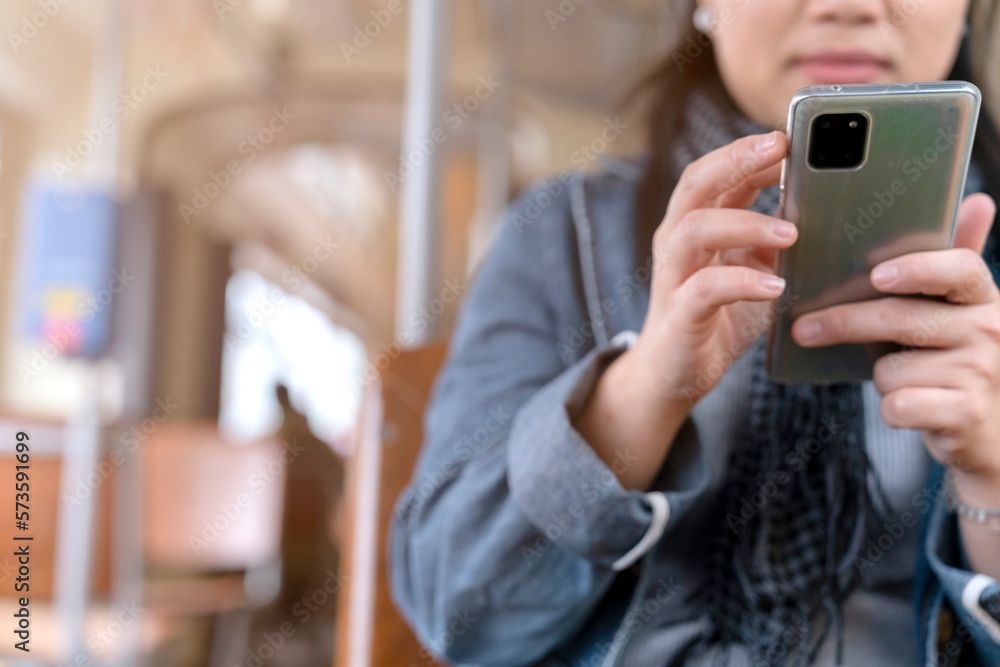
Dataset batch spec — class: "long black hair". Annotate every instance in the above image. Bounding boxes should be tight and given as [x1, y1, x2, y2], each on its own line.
[632, 0, 1000, 273]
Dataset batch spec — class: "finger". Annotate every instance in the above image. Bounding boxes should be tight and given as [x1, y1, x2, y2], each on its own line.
[676, 265, 786, 324]
[869, 247, 998, 305]
[720, 244, 780, 275]
[879, 387, 978, 432]
[952, 193, 996, 254]
[662, 209, 797, 285]
[872, 347, 977, 394]
[718, 162, 784, 210]
[665, 131, 787, 222]
[792, 297, 971, 348]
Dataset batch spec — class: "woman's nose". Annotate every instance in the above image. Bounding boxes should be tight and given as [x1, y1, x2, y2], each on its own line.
[804, 0, 886, 25]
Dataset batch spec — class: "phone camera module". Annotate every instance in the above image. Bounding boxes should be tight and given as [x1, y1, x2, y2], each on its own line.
[808, 113, 868, 169]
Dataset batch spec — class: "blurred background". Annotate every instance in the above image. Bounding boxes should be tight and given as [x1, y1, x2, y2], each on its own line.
[0, 0, 681, 665]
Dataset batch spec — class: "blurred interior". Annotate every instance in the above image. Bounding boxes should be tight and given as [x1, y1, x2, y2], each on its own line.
[0, 0, 680, 665]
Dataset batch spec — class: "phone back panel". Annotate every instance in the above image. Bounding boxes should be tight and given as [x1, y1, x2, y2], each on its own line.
[766, 82, 980, 384]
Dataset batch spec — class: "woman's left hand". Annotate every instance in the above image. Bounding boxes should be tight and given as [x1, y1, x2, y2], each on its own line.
[791, 193, 1000, 505]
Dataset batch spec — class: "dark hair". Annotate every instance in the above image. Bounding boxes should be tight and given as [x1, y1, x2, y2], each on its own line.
[632, 0, 1000, 273]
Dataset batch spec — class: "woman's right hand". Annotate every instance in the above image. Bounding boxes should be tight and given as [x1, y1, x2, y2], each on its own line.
[573, 131, 796, 490]
[633, 130, 795, 407]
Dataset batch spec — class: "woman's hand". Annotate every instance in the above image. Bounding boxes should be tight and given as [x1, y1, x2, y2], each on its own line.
[627, 130, 797, 408]
[574, 131, 796, 490]
[789, 193, 1000, 577]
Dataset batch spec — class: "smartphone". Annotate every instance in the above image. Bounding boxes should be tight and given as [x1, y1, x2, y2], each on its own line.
[765, 81, 981, 384]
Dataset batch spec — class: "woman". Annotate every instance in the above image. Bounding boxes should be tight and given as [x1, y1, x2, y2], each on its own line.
[389, 1, 1000, 665]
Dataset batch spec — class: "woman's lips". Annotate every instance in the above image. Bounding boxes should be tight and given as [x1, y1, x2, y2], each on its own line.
[795, 53, 889, 84]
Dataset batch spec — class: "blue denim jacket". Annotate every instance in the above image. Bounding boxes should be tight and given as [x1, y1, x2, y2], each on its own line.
[388, 159, 1000, 666]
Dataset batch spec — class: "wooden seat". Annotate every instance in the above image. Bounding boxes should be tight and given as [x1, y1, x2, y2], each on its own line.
[0, 414, 184, 662]
[142, 421, 288, 665]
[143, 421, 284, 576]
[335, 343, 448, 667]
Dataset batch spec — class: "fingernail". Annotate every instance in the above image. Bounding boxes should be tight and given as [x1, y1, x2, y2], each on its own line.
[756, 132, 777, 153]
[796, 320, 822, 343]
[871, 264, 897, 286]
[761, 275, 786, 292]
[771, 220, 795, 239]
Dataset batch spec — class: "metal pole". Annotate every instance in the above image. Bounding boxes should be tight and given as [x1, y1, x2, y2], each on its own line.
[51, 0, 130, 662]
[53, 366, 102, 661]
[395, 0, 452, 346]
[467, 0, 513, 276]
[89, 0, 126, 190]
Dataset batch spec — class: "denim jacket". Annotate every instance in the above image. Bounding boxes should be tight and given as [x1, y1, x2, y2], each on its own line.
[388, 158, 1000, 666]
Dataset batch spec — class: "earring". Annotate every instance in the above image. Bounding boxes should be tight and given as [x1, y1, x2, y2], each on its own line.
[693, 6, 716, 33]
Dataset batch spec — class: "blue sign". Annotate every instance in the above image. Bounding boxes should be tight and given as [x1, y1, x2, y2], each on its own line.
[18, 182, 119, 359]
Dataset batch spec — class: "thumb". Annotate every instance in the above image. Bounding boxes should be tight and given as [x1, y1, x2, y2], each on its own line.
[952, 193, 996, 253]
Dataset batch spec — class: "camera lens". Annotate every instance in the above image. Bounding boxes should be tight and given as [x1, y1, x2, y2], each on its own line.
[809, 113, 868, 169]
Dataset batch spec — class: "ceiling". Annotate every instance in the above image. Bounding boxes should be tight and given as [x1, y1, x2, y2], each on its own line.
[0, 0, 679, 182]
[0, 0, 682, 348]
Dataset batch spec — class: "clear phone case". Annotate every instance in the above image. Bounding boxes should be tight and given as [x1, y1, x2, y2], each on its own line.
[766, 81, 981, 383]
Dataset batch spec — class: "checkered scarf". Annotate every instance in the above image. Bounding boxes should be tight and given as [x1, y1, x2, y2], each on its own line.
[675, 79, 890, 666]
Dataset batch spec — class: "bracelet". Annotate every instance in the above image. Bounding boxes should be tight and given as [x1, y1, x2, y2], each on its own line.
[946, 471, 1000, 534]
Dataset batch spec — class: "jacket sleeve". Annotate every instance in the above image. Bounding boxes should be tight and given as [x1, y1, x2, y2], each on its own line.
[916, 462, 1000, 666]
[387, 180, 680, 667]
